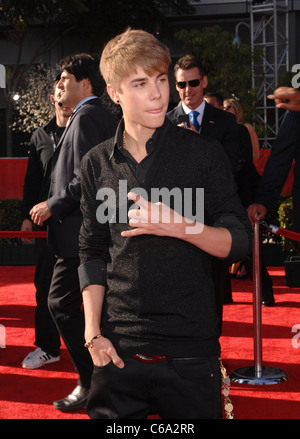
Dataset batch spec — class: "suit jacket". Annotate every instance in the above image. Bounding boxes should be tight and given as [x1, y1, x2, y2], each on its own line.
[255, 110, 300, 232]
[47, 98, 118, 258]
[167, 101, 239, 173]
[21, 117, 56, 220]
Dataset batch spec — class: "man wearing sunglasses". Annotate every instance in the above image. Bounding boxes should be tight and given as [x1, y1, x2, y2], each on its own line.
[167, 54, 239, 174]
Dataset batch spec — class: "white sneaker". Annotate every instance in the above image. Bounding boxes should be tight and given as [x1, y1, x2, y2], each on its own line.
[22, 347, 60, 369]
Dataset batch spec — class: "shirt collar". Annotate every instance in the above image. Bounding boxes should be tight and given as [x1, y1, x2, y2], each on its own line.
[109, 118, 161, 160]
[73, 96, 97, 113]
[182, 99, 206, 116]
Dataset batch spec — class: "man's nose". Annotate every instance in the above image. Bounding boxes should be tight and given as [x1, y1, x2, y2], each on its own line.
[150, 83, 162, 99]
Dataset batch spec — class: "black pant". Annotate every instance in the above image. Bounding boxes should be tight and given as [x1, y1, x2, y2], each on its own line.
[243, 253, 274, 300]
[212, 259, 229, 336]
[48, 256, 93, 389]
[33, 239, 60, 357]
[87, 355, 222, 419]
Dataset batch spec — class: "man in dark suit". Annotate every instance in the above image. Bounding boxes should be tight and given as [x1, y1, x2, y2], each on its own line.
[248, 107, 300, 233]
[249, 87, 300, 234]
[248, 105, 300, 305]
[166, 54, 239, 174]
[30, 53, 117, 411]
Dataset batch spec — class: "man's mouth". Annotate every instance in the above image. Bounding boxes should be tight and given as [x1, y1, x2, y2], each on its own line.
[148, 107, 164, 114]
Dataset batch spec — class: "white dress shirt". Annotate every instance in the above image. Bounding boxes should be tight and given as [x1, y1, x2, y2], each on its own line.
[182, 99, 206, 128]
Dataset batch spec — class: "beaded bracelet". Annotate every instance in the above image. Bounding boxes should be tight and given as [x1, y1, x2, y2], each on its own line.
[84, 333, 102, 349]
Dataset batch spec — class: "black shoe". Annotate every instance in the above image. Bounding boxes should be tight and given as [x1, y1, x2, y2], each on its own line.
[235, 273, 248, 280]
[53, 385, 90, 412]
[262, 297, 275, 307]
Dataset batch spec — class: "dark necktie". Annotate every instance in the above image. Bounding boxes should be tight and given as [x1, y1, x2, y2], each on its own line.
[189, 110, 200, 131]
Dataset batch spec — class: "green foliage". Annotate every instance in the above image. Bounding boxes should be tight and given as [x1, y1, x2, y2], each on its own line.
[0, 0, 88, 30]
[73, 0, 196, 50]
[0, 0, 195, 52]
[277, 70, 298, 88]
[1, 0, 195, 152]
[175, 25, 261, 123]
[260, 208, 281, 245]
[0, 199, 22, 245]
[262, 195, 300, 255]
[11, 65, 56, 135]
[278, 196, 300, 254]
[0, 199, 22, 230]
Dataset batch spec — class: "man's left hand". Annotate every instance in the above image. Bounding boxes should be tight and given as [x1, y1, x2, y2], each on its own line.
[30, 201, 51, 226]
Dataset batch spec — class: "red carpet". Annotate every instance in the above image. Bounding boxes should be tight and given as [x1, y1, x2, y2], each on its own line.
[0, 265, 300, 419]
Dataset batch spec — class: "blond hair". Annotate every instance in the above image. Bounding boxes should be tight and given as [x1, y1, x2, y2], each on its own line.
[100, 28, 171, 90]
[224, 98, 244, 124]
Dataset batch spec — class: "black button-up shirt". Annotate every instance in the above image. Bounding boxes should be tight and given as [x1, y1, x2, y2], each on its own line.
[78, 118, 252, 291]
[112, 119, 158, 184]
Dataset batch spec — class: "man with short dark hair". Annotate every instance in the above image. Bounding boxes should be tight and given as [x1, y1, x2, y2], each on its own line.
[204, 92, 224, 109]
[30, 53, 117, 411]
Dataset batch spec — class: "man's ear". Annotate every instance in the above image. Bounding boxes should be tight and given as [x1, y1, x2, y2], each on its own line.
[202, 75, 208, 90]
[107, 84, 120, 105]
[82, 77, 92, 92]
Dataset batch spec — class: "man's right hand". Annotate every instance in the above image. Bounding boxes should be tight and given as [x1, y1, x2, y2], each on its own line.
[20, 219, 33, 243]
[86, 334, 124, 369]
[268, 87, 300, 112]
[247, 203, 268, 226]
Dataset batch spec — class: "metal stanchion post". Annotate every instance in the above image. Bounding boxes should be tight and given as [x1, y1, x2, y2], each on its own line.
[230, 221, 288, 385]
[253, 219, 262, 378]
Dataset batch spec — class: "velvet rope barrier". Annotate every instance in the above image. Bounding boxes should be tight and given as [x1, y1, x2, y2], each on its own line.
[262, 222, 300, 242]
[0, 231, 47, 238]
[230, 221, 288, 385]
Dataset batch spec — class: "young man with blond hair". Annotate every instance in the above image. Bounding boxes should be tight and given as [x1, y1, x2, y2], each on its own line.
[78, 28, 251, 419]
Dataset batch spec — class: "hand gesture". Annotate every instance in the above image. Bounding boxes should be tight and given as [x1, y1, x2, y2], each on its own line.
[268, 87, 300, 112]
[121, 192, 198, 239]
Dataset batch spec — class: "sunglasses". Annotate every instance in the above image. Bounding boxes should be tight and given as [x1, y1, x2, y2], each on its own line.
[224, 105, 232, 111]
[176, 79, 201, 89]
